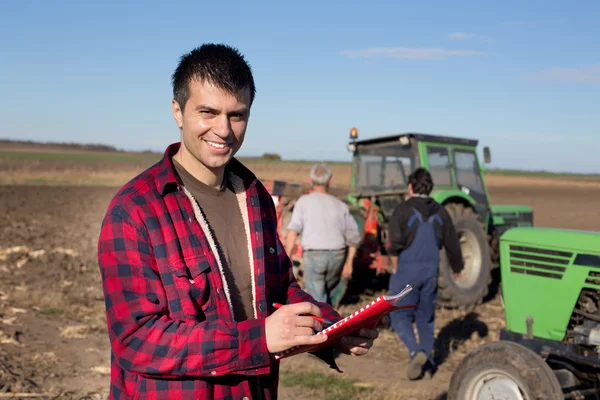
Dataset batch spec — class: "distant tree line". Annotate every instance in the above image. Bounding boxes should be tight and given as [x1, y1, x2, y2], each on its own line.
[0, 139, 119, 152]
[261, 152, 281, 161]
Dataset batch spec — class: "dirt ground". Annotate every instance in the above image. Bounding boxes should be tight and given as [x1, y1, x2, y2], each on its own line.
[0, 177, 599, 399]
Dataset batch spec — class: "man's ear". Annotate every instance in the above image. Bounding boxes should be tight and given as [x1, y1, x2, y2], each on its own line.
[172, 100, 183, 129]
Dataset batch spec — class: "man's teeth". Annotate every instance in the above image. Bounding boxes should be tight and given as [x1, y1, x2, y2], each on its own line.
[206, 141, 227, 149]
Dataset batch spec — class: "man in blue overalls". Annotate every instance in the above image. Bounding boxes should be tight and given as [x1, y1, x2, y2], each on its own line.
[386, 168, 464, 380]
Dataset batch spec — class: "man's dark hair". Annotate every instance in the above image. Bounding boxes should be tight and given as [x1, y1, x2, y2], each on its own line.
[171, 43, 256, 112]
[408, 167, 434, 195]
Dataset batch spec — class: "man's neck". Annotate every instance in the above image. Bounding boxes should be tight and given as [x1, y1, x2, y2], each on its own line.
[173, 148, 224, 189]
[312, 185, 328, 194]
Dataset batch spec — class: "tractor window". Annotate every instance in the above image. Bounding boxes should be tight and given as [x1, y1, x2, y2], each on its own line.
[355, 144, 414, 190]
[454, 150, 485, 193]
[426, 146, 452, 186]
[383, 156, 411, 187]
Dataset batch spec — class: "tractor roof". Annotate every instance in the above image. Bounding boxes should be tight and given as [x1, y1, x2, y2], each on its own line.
[353, 132, 478, 147]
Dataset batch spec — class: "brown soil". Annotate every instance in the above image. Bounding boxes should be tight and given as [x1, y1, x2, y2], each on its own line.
[0, 178, 598, 399]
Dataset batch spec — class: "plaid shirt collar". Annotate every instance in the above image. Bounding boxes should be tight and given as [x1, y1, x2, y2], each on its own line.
[155, 142, 258, 196]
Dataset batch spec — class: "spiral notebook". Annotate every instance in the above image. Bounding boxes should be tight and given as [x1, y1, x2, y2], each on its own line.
[273, 284, 415, 360]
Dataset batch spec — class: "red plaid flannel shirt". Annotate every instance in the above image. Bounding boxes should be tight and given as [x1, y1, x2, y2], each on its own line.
[97, 142, 342, 400]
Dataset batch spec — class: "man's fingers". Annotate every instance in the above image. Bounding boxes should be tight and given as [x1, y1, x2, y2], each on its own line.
[357, 328, 379, 340]
[348, 346, 369, 356]
[293, 333, 328, 346]
[294, 327, 315, 337]
[293, 315, 322, 331]
[341, 336, 374, 348]
[286, 301, 322, 318]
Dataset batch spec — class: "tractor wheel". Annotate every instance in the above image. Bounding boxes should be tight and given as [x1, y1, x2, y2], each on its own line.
[447, 341, 563, 400]
[437, 203, 492, 310]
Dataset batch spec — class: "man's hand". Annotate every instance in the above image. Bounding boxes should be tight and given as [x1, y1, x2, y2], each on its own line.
[342, 247, 357, 280]
[284, 230, 298, 257]
[452, 271, 463, 280]
[335, 328, 379, 356]
[265, 302, 328, 353]
[342, 262, 353, 280]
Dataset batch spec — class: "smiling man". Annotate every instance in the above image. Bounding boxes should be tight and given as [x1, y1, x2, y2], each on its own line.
[97, 43, 379, 400]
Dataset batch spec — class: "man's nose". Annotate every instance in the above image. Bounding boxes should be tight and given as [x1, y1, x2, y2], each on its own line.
[212, 115, 232, 138]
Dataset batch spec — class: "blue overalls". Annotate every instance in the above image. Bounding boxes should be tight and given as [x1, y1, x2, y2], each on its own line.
[388, 207, 443, 360]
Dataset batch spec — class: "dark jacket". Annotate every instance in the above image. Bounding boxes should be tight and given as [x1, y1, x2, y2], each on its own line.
[386, 196, 464, 273]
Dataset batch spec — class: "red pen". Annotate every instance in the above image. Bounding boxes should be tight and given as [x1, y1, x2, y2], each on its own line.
[272, 303, 334, 326]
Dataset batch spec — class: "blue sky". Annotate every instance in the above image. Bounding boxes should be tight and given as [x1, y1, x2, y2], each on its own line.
[1, 0, 599, 173]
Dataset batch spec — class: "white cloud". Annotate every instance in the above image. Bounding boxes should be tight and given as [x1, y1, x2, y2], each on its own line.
[447, 32, 493, 43]
[528, 65, 600, 83]
[448, 32, 473, 40]
[341, 47, 486, 60]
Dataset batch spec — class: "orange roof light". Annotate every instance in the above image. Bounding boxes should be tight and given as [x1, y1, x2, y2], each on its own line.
[350, 127, 358, 139]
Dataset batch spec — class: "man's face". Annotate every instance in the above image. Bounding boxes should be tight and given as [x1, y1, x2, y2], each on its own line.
[172, 79, 251, 172]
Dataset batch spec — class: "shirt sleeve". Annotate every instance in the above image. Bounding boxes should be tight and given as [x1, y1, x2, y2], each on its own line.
[386, 203, 410, 256]
[285, 197, 304, 234]
[97, 209, 270, 379]
[342, 206, 362, 248]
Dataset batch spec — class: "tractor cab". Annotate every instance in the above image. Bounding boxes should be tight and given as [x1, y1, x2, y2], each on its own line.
[347, 128, 493, 227]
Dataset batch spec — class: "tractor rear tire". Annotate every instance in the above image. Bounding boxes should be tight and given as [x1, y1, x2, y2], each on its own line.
[437, 203, 492, 310]
[447, 341, 563, 400]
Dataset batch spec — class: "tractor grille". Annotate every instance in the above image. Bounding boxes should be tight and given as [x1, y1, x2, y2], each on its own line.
[585, 271, 600, 288]
[495, 212, 534, 226]
[508, 245, 572, 280]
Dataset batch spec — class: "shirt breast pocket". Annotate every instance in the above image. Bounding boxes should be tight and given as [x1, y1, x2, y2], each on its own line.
[265, 243, 285, 304]
[166, 255, 215, 321]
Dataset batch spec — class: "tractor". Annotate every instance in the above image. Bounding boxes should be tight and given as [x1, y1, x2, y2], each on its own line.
[343, 128, 533, 309]
[265, 128, 534, 310]
[448, 227, 600, 399]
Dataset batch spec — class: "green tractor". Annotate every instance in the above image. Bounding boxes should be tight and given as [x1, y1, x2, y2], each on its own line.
[345, 129, 533, 309]
[448, 227, 600, 399]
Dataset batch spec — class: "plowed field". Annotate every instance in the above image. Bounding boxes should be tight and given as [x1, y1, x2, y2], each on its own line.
[1, 173, 599, 399]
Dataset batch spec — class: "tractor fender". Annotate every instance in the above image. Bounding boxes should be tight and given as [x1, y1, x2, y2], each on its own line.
[432, 191, 476, 208]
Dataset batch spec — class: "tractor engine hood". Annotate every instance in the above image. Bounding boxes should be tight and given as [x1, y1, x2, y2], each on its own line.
[499, 227, 600, 342]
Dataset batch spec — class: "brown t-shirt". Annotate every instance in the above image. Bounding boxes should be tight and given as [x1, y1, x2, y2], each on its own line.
[173, 159, 254, 322]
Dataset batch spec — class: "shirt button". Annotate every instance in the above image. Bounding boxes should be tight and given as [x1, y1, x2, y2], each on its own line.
[188, 279, 195, 284]
[211, 371, 216, 376]
[258, 303, 263, 311]
[188, 217, 193, 223]
[269, 247, 275, 254]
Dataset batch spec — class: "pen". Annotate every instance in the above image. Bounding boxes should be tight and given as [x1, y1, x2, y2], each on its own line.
[272, 303, 334, 326]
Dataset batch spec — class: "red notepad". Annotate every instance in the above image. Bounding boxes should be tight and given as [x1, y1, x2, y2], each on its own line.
[273, 284, 416, 360]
